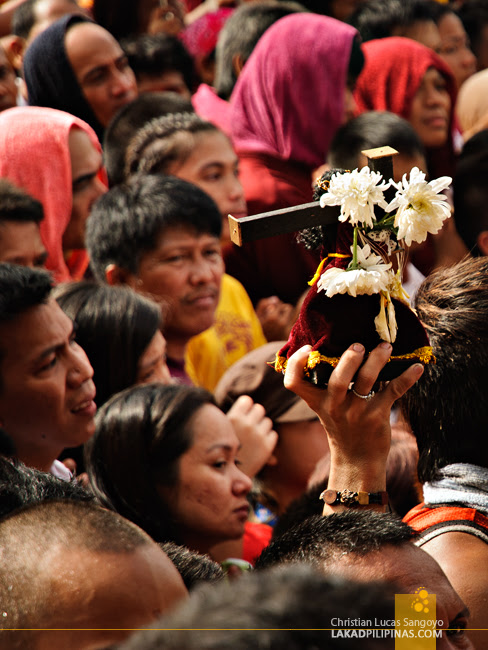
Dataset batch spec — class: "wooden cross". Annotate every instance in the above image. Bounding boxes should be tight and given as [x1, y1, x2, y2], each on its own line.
[229, 146, 399, 246]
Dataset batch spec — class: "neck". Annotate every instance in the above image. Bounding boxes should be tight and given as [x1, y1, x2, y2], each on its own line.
[16, 445, 58, 473]
[165, 338, 188, 363]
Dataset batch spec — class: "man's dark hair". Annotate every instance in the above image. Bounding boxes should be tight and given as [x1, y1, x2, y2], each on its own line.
[0, 264, 52, 327]
[160, 542, 224, 590]
[103, 92, 194, 187]
[459, 0, 488, 64]
[214, 1, 305, 100]
[255, 512, 417, 570]
[401, 256, 488, 482]
[349, 0, 439, 42]
[0, 179, 44, 224]
[86, 174, 222, 282]
[122, 33, 196, 93]
[12, 0, 79, 39]
[120, 564, 395, 650]
[0, 456, 94, 521]
[453, 130, 488, 255]
[328, 111, 425, 171]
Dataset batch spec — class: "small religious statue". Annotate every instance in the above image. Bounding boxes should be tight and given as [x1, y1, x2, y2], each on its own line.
[229, 147, 452, 388]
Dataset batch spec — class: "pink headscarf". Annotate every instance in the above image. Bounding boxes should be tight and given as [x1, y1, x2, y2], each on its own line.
[0, 106, 102, 283]
[230, 13, 358, 170]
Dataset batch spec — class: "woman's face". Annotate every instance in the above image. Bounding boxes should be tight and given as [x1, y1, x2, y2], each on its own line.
[160, 403, 252, 553]
[167, 131, 247, 246]
[437, 12, 476, 89]
[408, 67, 451, 148]
[136, 330, 171, 385]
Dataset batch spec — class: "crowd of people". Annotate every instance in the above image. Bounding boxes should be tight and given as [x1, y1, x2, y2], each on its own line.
[0, 0, 487, 647]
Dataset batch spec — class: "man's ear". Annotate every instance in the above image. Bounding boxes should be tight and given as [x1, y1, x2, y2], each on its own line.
[476, 230, 488, 257]
[105, 263, 137, 288]
[232, 53, 245, 79]
[2, 35, 25, 71]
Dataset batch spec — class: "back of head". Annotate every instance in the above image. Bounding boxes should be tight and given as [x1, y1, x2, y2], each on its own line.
[453, 129, 488, 254]
[53, 281, 161, 405]
[103, 92, 194, 187]
[85, 382, 215, 543]
[0, 499, 152, 630]
[0, 455, 94, 521]
[86, 174, 221, 282]
[255, 511, 416, 570]
[125, 111, 217, 180]
[122, 33, 196, 92]
[350, 0, 436, 42]
[120, 564, 395, 650]
[0, 179, 44, 225]
[92, 0, 140, 40]
[12, 0, 81, 41]
[401, 257, 488, 481]
[0, 263, 52, 333]
[214, 0, 305, 100]
[328, 110, 425, 171]
[160, 541, 224, 590]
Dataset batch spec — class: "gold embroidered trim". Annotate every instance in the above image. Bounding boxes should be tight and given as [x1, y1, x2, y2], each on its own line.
[274, 347, 435, 375]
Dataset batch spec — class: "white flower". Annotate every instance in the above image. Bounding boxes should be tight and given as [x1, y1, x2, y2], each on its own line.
[319, 166, 390, 228]
[317, 244, 392, 297]
[386, 167, 452, 245]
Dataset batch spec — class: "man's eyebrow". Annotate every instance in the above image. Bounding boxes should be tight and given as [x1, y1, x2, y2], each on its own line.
[37, 323, 77, 360]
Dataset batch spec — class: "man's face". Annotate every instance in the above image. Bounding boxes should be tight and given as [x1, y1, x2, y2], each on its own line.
[65, 22, 138, 127]
[36, 541, 188, 649]
[0, 220, 47, 268]
[64, 127, 105, 251]
[129, 226, 224, 350]
[327, 543, 472, 649]
[0, 299, 96, 470]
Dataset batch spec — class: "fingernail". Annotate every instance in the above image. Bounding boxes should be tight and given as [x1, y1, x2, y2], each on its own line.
[413, 363, 424, 378]
[379, 342, 392, 350]
[351, 343, 364, 352]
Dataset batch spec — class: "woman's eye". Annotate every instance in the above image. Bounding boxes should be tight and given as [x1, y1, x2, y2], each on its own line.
[213, 461, 226, 469]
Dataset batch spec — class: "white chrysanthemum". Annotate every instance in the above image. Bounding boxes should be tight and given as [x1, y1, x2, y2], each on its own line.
[317, 244, 392, 297]
[319, 166, 390, 228]
[386, 167, 452, 245]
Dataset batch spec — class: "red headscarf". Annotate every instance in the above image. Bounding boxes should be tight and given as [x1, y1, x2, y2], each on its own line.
[0, 106, 103, 283]
[230, 13, 358, 170]
[354, 37, 457, 177]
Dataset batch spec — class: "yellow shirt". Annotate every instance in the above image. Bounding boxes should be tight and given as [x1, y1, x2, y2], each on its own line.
[185, 274, 266, 391]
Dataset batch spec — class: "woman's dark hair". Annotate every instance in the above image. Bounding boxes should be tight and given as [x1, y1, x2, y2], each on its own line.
[53, 281, 161, 406]
[85, 383, 216, 544]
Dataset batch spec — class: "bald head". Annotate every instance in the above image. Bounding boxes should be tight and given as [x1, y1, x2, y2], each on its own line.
[0, 500, 187, 649]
